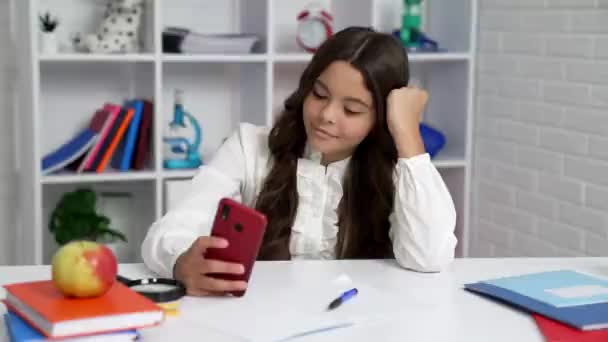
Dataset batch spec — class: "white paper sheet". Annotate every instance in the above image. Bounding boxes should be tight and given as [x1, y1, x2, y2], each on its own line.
[185, 274, 400, 342]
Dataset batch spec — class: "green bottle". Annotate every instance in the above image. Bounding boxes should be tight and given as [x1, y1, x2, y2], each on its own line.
[400, 0, 423, 48]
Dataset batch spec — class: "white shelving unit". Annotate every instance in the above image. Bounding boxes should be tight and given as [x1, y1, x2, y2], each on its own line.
[14, 0, 476, 265]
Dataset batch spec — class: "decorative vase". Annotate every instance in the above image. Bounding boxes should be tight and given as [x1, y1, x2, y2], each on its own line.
[40, 31, 58, 54]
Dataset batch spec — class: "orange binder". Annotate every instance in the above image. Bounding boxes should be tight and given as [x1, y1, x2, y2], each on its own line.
[96, 107, 135, 173]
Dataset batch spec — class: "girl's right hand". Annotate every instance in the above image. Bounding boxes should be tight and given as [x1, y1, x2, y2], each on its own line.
[173, 236, 248, 296]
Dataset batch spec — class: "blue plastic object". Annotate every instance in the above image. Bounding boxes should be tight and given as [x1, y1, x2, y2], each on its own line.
[163, 89, 202, 169]
[419, 123, 445, 158]
[392, 29, 446, 53]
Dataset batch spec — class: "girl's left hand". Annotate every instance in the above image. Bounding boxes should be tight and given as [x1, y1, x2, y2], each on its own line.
[386, 87, 428, 158]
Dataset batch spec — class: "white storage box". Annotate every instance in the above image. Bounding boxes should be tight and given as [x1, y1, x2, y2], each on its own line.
[182, 33, 260, 54]
[163, 27, 260, 54]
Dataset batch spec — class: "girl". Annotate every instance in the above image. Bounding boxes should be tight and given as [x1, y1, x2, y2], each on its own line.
[141, 27, 457, 296]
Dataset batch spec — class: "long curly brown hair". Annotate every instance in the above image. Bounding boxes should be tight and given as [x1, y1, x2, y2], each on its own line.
[255, 27, 410, 260]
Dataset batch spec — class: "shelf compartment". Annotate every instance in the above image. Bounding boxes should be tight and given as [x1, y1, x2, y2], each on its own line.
[37, 0, 156, 54]
[272, 0, 374, 54]
[42, 180, 156, 264]
[410, 60, 470, 162]
[162, 62, 267, 165]
[162, 0, 268, 54]
[423, 0, 473, 54]
[39, 61, 157, 176]
[374, 0, 473, 54]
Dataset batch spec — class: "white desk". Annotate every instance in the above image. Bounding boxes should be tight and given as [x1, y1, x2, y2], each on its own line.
[1, 257, 606, 341]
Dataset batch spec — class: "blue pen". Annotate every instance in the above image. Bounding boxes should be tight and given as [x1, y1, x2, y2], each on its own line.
[327, 288, 358, 310]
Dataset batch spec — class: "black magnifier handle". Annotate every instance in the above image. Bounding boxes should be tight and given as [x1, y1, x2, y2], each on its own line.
[116, 275, 134, 285]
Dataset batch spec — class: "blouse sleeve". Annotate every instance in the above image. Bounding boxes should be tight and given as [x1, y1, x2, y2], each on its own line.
[389, 153, 458, 272]
[140, 127, 248, 278]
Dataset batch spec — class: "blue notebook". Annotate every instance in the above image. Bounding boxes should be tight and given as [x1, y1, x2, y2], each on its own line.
[465, 270, 608, 331]
[3, 311, 140, 341]
[41, 130, 97, 175]
[111, 100, 144, 171]
[119, 100, 144, 171]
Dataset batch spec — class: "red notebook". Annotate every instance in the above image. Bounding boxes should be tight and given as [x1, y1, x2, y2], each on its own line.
[132, 99, 153, 170]
[534, 314, 608, 342]
[3, 280, 164, 338]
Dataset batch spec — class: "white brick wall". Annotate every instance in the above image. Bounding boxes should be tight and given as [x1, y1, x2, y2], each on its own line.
[472, 0, 608, 257]
[0, 0, 16, 265]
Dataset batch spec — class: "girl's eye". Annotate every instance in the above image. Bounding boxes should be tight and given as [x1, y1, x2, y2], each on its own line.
[345, 107, 363, 115]
[312, 88, 327, 99]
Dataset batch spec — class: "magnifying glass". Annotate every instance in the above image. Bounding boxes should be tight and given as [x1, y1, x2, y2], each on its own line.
[116, 275, 186, 316]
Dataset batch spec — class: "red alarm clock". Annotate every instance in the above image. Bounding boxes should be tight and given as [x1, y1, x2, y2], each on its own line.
[296, 3, 333, 53]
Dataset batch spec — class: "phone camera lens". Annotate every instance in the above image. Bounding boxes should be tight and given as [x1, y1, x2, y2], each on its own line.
[221, 205, 230, 220]
[234, 223, 243, 232]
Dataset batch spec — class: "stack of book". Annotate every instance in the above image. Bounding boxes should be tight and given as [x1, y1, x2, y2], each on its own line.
[162, 26, 260, 54]
[465, 270, 608, 341]
[2, 280, 164, 341]
[41, 99, 154, 175]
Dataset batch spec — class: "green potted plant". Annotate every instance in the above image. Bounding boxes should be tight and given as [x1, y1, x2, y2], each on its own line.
[49, 188, 127, 246]
[39, 11, 59, 54]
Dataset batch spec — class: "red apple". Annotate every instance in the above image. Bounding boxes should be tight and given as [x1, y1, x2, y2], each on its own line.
[51, 240, 118, 298]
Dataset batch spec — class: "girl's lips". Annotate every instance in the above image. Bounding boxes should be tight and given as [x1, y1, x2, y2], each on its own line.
[314, 126, 338, 139]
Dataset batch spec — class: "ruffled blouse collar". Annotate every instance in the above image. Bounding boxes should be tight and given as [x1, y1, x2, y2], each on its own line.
[289, 141, 351, 259]
[302, 141, 351, 174]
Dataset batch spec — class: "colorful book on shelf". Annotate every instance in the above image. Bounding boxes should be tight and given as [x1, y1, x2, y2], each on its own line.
[533, 314, 608, 342]
[111, 100, 145, 171]
[86, 104, 127, 172]
[132, 99, 154, 170]
[464, 270, 608, 331]
[41, 109, 110, 175]
[4, 310, 140, 342]
[2, 280, 163, 339]
[65, 151, 88, 172]
[78, 103, 122, 173]
[96, 107, 134, 173]
[109, 102, 132, 171]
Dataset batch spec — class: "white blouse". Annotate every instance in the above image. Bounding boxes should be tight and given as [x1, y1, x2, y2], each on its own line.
[141, 123, 458, 278]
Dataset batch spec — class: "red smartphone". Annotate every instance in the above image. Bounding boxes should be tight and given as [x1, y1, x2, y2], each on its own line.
[204, 198, 267, 297]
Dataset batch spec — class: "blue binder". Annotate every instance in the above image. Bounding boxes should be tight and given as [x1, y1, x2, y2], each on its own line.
[465, 270, 608, 331]
[3, 310, 140, 341]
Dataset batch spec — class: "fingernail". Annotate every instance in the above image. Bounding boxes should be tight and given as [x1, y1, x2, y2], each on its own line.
[239, 282, 248, 289]
[238, 265, 245, 274]
[218, 239, 228, 247]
